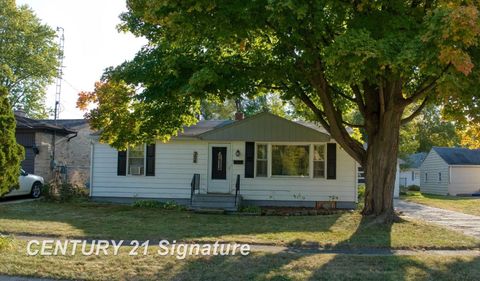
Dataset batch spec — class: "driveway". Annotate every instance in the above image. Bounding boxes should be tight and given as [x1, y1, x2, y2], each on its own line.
[395, 199, 480, 239]
[0, 197, 37, 205]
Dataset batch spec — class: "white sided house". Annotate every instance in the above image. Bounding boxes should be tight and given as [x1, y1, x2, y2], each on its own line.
[420, 147, 480, 196]
[89, 112, 358, 210]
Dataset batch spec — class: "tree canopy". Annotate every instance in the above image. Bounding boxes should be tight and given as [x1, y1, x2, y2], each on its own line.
[79, 0, 480, 221]
[0, 0, 59, 118]
[0, 87, 24, 196]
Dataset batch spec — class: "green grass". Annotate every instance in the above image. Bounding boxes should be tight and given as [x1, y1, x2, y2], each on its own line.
[0, 201, 479, 249]
[0, 239, 479, 281]
[402, 192, 480, 217]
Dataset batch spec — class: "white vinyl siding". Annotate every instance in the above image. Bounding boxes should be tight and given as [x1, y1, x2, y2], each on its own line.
[91, 140, 357, 203]
[231, 141, 356, 202]
[91, 140, 208, 199]
[420, 150, 450, 195]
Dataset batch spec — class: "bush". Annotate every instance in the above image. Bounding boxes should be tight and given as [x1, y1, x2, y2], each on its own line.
[357, 184, 365, 201]
[133, 200, 163, 208]
[407, 185, 420, 191]
[133, 200, 186, 211]
[400, 186, 408, 195]
[240, 205, 262, 214]
[42, 182, 89, 202]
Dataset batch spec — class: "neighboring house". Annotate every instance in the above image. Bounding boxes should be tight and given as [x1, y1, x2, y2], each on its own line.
[89, 112, 359, 210]
[420, 147, 480, 195]
[399, 152, 427, 187]
[15, 111, 91, 186]
[40, 119, 93, 187]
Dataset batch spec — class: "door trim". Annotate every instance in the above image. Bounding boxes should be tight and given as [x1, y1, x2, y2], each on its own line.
[207, 144, 231, 194]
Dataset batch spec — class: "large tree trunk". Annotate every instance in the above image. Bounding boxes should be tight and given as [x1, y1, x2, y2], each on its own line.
[362, 106, 403, 223]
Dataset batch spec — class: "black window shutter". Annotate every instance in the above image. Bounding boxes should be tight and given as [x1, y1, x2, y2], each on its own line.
[327, 143, 337, 180]
[146, 144, 156, 176]
[245, 142, 255, 178]
[117, 150, 127, 176]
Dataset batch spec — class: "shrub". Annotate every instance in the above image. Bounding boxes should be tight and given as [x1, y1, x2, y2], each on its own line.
[407, 185, 420, 191]
[133, 200, 163, 208]
[133, 200, 186, 210]
[43, 181, 89, 203]
[357, 184, 365, 201]
[240, 205, 262, 214]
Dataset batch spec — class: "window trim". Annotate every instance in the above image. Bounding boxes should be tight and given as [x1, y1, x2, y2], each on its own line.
[253, 142, 329, 179]
[254, 143, 269, 177]
[313, 144, 326, 179]
[126, 144, 147, 176]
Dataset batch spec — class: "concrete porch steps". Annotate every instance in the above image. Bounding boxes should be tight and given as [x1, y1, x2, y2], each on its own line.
[191, 193, 242, 211]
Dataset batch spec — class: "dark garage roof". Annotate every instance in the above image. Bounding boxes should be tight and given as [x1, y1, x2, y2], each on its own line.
[433, 147, 480, 165]
[15, 114, 76, 135]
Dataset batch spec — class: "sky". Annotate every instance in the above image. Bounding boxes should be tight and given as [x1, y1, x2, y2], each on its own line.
[16, 0, 147, 119]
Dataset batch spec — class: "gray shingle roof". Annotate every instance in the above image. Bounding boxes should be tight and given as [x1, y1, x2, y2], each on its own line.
[15, 114, 76, 135]
[41, 119, 88, 128]
[402, 152, 428, 168]
[433, 147, 480, 165]
[178, 120, 234, 137]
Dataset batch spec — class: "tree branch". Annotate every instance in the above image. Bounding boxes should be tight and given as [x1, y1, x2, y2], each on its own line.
[342, 120, 364, 128]
[401, 97, 429, 125]
[351, 85, 366, 118]
[404, 64, 450, 104]
[329, 85, 356, 103]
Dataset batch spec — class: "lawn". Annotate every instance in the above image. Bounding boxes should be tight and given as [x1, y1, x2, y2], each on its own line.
[0, 201, 479, 249]
[402, 192, 480, 217]
[0, 239, 479, 281]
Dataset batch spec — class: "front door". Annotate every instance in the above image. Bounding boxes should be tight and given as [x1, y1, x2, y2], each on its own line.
[208, 145, 230, 193]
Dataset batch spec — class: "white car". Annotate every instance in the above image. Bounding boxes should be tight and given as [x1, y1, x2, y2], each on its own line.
[3, 169, 44, 198]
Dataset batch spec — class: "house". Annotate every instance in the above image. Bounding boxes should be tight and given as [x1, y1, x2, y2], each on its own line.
[14, 111, 92, 186]
[399, 152, 427, 187]
[89, 112, 359, 210]
[420, 147, 480, 195]
[40, 119, 92, 186]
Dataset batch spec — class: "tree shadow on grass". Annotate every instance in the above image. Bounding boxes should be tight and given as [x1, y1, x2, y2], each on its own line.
[164, 216, 480, 281]
[0, 201, 344, 244]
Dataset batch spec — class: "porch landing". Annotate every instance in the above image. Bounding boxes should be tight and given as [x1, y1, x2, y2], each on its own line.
[191, 194, 242, 212]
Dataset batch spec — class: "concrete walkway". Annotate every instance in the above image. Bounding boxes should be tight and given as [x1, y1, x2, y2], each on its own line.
[395, 199, 480, 239]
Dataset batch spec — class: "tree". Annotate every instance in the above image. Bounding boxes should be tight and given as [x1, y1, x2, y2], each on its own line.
[79, 1, 480, 222]
[399, 105, 460, 156]
[0, 87, 24, 196]
[0, 0, 59, 118]
[200, 93, 289, 120]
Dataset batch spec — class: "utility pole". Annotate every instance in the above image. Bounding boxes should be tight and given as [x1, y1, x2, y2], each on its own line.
[52, 27, 64, 166]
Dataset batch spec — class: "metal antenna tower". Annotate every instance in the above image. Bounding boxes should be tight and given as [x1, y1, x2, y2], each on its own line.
[52, 27, 64, 165]
[53, 27, 64, 121]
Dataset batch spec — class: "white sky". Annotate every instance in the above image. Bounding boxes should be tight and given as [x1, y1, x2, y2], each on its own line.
[17, 0, 147, 119]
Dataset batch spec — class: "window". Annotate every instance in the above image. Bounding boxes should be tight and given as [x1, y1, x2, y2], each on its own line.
[438, 172, 442, 181]
[313, 145, 326, 178]
[256, 144, 268, 177]
[272, 145, 309, 177]
[411, 171, 414, 181]
[425, 173, 427, 182]
[128, 144, 145, 175]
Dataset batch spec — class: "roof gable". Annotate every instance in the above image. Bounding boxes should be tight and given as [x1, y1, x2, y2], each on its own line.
[199, 112, 330, 142]
[432, 147, 480, 165]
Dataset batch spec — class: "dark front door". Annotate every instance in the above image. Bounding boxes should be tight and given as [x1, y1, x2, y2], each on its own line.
[211, 147, 227, 180]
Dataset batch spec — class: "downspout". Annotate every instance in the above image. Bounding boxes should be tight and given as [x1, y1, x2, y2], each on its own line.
[67, 132, 78, 142]
[89, 140, 94, 197]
